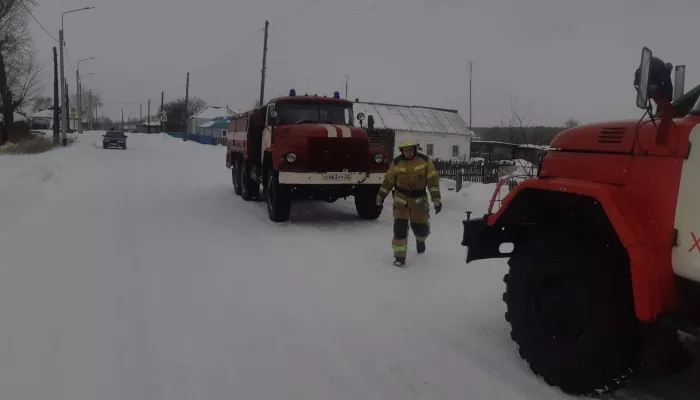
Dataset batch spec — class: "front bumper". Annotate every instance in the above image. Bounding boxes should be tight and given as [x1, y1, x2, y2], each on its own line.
[462, 214, 513, 263]
[279, 172, 384, 185]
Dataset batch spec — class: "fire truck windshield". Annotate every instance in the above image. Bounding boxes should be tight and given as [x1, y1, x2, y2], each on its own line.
[274, 103, 354, 126]
[691, 95, 700, 115]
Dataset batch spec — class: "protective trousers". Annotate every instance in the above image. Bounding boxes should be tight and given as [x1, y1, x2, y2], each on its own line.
[392, 196, 430, 258]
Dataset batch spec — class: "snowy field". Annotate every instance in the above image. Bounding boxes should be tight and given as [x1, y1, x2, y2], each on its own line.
[0, 131, 697, 399]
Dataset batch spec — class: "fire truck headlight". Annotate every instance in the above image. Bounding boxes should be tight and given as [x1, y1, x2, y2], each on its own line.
[373, 153, 384, 164]
[286, 153, 297, 163]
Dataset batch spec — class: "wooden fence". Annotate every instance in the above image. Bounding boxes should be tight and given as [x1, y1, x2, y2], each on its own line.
[433, 159, 500, 184]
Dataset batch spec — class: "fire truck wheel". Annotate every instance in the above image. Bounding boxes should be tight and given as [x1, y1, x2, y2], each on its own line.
[504, 232, 639, 396]
[355, 186, 381, 220]
[232, 158, 242, 196]
[266, 171, 291, 222]
[240, 161, 258, 201]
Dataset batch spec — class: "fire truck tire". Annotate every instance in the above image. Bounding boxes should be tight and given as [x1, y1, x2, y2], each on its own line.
[354, 186, 381, 220]
[266, 171, 291, 223]
[240, 161, 258, 201]
[504, 232, 639, 396]
[232, 158, 242, 196]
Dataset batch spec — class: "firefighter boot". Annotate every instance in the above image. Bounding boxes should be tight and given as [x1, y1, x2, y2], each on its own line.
[417, 241, 426, 254]
[394, 257, 406, 268]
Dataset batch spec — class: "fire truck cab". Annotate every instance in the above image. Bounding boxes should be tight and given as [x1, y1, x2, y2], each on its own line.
[226, 90, 393, 222]
[461, 48, 700, 396]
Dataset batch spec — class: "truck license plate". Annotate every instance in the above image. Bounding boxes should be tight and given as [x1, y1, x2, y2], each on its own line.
[322, 172, 352, 182]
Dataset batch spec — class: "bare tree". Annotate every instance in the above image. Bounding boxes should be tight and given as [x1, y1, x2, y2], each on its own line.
[32, 95, 53, 112]
[70, 89, 103, 120]
[0, 0, 42, 144]
[500, 94, 535, 144]
[564, 118, 580, 129]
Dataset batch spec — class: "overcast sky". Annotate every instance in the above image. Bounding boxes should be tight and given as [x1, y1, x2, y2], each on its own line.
[27, 0, 700, 126]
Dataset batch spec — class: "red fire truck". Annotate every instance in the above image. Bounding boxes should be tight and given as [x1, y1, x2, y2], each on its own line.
[461, 48, 700, 395]
[226, 90, 393, 222]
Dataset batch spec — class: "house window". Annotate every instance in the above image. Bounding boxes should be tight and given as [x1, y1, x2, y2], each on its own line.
[425, 143, 435, 157]
[222, 129, 228, 138]
[452, 144, 460, 158]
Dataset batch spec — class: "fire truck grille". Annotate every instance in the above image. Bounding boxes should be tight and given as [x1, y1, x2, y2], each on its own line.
[307, 138, 370, 172]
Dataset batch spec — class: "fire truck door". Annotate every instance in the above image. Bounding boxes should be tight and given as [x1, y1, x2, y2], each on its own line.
[672, 124, 700, 282]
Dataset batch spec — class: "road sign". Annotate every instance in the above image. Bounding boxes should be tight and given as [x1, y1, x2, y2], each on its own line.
[160, 111, 167, 122]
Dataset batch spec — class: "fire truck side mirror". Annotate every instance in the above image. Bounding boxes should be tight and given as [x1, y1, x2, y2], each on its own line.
[636, 47, 652, 109]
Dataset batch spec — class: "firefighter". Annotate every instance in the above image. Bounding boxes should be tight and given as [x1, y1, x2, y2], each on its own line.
[376, 142, 442, 267]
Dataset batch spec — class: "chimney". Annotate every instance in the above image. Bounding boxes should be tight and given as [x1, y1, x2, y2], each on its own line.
[674, 65, 686, 102]
[368, 115, 375, 130]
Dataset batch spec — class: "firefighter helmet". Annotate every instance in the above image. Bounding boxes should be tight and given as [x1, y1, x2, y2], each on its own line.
[398, 141, 418, 150]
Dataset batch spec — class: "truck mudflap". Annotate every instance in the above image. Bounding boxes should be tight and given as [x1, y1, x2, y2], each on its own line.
[462, 215, 510, 263]
[279, 171, 384, 185]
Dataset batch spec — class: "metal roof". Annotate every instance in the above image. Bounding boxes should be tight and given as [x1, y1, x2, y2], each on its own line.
[198, 116, 231, 129]
[354, 102, 474, 136]
[190, 106, 238, 120]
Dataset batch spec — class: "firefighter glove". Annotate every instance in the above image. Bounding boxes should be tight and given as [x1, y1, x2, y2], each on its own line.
[434, 202, 442, 214]
[376, 204, 384, 214]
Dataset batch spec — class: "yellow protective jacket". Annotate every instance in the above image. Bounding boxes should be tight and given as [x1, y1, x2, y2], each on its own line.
[376, 153, 441, 206]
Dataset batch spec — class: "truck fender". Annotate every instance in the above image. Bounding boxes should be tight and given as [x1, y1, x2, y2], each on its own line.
[489, 178, 670, 322]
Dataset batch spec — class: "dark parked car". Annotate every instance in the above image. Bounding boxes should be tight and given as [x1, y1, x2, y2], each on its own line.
[103, 131, 127, 149]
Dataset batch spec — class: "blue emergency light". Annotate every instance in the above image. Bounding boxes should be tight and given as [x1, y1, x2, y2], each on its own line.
[333, 91, 341, 99]
[289, 89, 296, 96]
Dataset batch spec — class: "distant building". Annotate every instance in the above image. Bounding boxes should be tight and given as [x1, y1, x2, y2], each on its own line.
[188, 106, 237, 133]
[29, 109, 55, 129]
[353, 102, 475, 161]
[197, 116, 232, 138]
[141, 121, 162, 133]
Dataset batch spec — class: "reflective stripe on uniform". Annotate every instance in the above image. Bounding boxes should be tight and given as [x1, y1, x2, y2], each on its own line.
[427, 171, 438, 178]
[394, 197, 408, 205]
[414, 197, 424, 203]
[379, 187, 390, 194]
[413, 164, 425, 171]
[395, 167, 407, 172]
[430, 187, 440, 193]
[392, 244, 408, 252]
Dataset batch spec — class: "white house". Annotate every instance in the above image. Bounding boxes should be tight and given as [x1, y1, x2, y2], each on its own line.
[353, 102, 475, 161]
[29, 109, 55, 129]
[188, 106, 237, 134]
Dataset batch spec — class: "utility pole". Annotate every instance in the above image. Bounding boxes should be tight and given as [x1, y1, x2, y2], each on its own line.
[59, 30, 67, 145]
[469, 61, 473, 131]
[259, 20, 269, 107]
[121, 109, 124, 130]
[87, 90, 92, 131]
[140, 104, 143, 130]
[147, 99, 151, 133]
[53, 47, 60, 145]
[64, 80, 70, 141]
[184, 72, 190, 133]
[161, 91, 164, 133]
[76, 68, 81, 134]
[345, 75, 349, 100]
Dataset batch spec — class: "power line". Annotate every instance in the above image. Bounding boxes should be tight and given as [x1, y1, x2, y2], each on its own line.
[19, 0, 59, 43]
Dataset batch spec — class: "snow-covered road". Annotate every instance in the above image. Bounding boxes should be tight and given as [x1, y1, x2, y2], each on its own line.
[0, 131, 696, 400]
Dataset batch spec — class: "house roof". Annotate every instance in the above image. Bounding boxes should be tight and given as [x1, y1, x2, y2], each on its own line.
[353, 102, 474, 136]
[141, 121, 161, 126]
[0, 112, 28, 123]
[30, 109, 54, 118]
[190, 106, 237, 120]
[198, 116, 232, 129]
